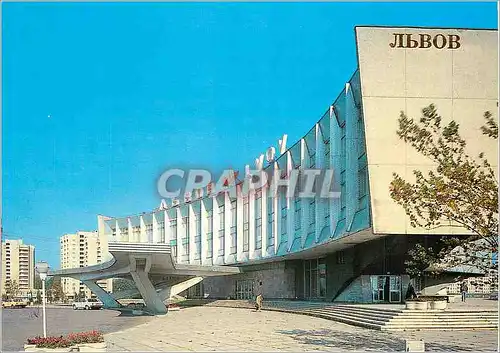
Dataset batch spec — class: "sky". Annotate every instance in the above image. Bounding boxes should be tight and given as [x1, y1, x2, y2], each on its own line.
[3, 2, 498, 269]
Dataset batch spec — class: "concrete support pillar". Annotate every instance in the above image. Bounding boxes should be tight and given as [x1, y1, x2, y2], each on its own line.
[129, 255, 167, 315]
[248, 188, 256, 258]
[200, 200, 208, 265]
[158, 276, 204, 301]
[260, 182, 268, 255]
[82, 280, 121, 309]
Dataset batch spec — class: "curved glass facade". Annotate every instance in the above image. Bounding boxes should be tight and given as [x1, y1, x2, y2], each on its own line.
[100, 69, 371, 267]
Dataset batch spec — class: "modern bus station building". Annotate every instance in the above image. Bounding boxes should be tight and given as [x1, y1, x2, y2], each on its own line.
[54, 26, 498, 311]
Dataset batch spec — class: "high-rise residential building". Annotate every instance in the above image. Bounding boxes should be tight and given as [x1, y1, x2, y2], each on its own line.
[1, 239, 35, 299]
[60, 231, 112, 299]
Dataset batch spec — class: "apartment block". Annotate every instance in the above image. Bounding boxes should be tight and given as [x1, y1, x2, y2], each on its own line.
[60, 231, 112, 299]
[1, 239, 35, 298]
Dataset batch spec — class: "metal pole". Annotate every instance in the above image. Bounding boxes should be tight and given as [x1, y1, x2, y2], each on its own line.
[42, 279, 47, 338]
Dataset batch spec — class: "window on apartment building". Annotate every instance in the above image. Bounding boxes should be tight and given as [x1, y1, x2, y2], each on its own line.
[255, 190, 262, 250]
[243, 197, 250, 252]
[267, 195, 274, 247]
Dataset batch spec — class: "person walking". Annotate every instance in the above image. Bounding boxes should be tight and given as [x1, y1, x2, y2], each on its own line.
[460, 281, 468, 302]
[405, 282, 417, 300]
[255, 294, 263, 311]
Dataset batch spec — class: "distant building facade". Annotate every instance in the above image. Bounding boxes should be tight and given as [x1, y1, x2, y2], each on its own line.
[446, 273, 498, 295]
[60, 231, 112, 299]
[1, 239, 35, 299]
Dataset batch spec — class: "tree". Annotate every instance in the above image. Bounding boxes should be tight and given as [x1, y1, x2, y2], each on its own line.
[50, 277, 65, 303]
[4, 280, 20, 300]
[34, 275, 42, 290]
[390, 104, 498, 280]
[112, 278, 137, 292]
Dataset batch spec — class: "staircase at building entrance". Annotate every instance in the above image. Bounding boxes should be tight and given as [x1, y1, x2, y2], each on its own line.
[181, 299, 498, 331]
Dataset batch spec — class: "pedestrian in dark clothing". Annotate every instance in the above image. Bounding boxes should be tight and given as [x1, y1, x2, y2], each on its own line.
[406, 283, 417, 300]
[460, 281, 468, 302]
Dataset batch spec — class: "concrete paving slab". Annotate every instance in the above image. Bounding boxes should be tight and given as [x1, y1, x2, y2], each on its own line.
[104, 306, 498, 351]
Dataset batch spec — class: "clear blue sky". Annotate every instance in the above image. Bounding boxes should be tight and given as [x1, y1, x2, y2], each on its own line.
[3, 2, 497, 269]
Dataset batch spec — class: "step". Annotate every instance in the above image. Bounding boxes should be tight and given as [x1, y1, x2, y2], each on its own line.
[383, 324, 498, 331]
[301, 310, 391, 326]
[298, 311, 384, 330]
[389, 319, 498, 325]
[397, 313, 498, 319]
[313, 306, 402, 317]
[311, 305, 402, 315]
[307, 309, 396, 322]
[395, 315, 498, 321]
[400, 309, 498, 313]
[394, 314, 499, 319]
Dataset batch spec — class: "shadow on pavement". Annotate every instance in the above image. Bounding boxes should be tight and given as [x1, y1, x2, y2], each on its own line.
[276, 328, 487, 352]
[276, 328, 405, 351]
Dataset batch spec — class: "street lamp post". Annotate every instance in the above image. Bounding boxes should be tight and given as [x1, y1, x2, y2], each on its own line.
[35, 261, 50, 338]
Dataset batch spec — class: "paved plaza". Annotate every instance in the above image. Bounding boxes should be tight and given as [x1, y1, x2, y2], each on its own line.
[105, 307, 499, 352]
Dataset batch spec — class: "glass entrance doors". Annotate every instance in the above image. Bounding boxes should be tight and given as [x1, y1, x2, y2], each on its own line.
[370, 275, 401, 303]
[304, 258, 327, 300]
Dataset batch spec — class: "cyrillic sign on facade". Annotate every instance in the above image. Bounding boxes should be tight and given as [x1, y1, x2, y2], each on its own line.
[389, 33, 461, 49]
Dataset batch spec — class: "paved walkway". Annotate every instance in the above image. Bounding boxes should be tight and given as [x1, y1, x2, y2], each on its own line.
[105, 307, 498, 352]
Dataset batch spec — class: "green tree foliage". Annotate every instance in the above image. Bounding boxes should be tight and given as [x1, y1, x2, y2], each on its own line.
[49, 277, 66, 303]
[390, 105, 498, 278]
[34, 275, 42, 290]
[4, 280, 20, 300]
[112, 278, 137, 292]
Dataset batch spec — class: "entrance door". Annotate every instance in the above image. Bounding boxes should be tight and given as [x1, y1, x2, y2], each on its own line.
[371, 275, 402, 303]
[389, 276, 402, 303]
[304, 258, 326, 300]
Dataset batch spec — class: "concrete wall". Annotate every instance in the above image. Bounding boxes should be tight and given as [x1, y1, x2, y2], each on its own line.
[202, 261, 296, 300]
[356, 26, 498, 236]
[201, 237, 415, 303]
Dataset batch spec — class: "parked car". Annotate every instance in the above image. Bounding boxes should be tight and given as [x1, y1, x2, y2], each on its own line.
[73, 298, 103, 310]
[489, 292, 498, 300]
[2, 298, 28, 309]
